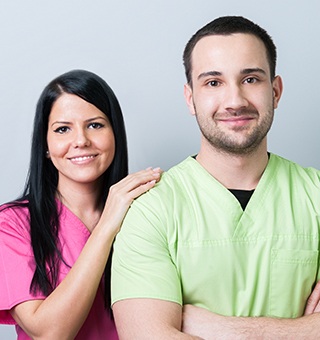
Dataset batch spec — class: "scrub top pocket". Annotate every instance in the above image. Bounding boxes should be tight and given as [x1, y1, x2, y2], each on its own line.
[269, 248, 318, 318]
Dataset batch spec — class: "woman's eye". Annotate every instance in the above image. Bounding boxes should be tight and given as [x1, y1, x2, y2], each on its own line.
[89, 122, 104, 129]
[54, 126, 69, 134]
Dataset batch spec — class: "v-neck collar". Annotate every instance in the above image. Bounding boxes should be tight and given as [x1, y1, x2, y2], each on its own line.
[185, 154, 279, 237]
[56, 199, 92, 237]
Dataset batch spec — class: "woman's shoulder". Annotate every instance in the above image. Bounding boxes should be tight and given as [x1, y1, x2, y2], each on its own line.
[0, 200, 29, 214]
[0, 201, 30, 234]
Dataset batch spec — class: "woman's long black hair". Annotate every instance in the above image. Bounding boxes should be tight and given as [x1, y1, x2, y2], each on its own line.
[5, 69, 128, 310]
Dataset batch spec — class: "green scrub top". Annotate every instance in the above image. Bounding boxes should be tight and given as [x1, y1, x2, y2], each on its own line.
[112, 154, 320, 318]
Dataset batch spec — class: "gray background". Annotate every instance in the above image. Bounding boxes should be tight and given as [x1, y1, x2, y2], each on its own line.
[1, 0, 319, 338]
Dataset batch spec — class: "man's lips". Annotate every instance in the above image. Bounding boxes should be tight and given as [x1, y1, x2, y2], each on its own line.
[216, 115, 255, 125]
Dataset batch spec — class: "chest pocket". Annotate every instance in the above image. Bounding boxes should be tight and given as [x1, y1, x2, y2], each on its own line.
[269, 248, 318, 318]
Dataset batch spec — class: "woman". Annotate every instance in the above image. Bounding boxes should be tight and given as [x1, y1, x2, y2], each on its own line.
[0, 69, 161, 339]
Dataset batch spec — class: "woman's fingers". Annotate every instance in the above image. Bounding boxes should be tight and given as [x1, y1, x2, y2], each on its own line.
[114, 167, 162, 195]
[98, 167, 162, 233]
[124, 177, 157, 201]
[110, 167, 162, 205]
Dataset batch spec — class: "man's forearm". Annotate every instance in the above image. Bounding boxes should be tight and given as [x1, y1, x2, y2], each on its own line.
[222, 313, 319, 339]
[182, 305, 320, 339]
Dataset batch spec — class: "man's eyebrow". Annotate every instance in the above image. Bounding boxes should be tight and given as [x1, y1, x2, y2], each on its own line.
[197, 68, 267, 80]
[197, 71, 222, 80]
[241, 68, 266, 75]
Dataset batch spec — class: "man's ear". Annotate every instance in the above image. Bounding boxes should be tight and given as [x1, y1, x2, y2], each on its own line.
[184, 83, 196, 116]
[272, 75, 283, 109]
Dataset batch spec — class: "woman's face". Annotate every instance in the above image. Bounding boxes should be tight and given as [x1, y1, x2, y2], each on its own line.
[47, 93, 115, 191]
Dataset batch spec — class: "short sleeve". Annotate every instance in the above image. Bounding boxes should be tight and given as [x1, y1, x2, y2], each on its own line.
[0, 206, 45, 324]
[111, 191, 182, 306]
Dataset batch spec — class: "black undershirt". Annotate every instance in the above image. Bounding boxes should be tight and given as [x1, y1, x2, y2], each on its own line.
[229, 189, 254, 210]
[191, 155, 256, 210]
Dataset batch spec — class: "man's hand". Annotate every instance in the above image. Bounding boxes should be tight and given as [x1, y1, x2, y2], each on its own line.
[182, 283, 320, 340]
[182, 305, 228, 339]
[304, 280, 320, 315]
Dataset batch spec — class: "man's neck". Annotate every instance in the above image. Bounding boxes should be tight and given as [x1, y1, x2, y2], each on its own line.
[196, 140, 269, 190]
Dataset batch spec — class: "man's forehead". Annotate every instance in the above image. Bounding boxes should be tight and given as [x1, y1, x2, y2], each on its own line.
[191, 33, 269, 74]
[193, 33, 265, 54]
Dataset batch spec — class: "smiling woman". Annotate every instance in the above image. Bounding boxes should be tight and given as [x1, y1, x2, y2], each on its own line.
[47, 94, 116, 193]
[0, 70, 162, 339]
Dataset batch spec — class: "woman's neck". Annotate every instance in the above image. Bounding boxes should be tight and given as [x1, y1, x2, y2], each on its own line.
[57, 181, 104, 232]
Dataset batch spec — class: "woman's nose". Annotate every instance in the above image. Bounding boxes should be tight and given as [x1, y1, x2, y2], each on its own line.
[73, 129, 91, 148]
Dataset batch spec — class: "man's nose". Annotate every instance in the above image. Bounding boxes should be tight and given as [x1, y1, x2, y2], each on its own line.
[222, 84, 249, 112]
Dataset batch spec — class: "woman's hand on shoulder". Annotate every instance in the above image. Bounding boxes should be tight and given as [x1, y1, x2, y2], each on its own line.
[98, 167, 162, 235]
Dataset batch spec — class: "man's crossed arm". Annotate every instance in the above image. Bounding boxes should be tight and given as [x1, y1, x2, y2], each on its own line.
[113, 281, 320, 339]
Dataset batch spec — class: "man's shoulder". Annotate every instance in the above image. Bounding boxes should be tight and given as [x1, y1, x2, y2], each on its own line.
[271, 153, 320, 183]
[271, 153, 319, 171]
[132, 156, 199, 205]
[154, 156, 200, 190]
[164, 156, 196, 176]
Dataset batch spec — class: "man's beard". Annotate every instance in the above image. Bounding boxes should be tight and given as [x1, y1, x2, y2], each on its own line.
[194, 106, 274, 155]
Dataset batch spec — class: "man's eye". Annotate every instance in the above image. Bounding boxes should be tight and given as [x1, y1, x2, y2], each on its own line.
[89, 122, 104, 129]
[244, 77, 257, 84]
[54, 126, 69, 134]
[208, 80, 219, 87]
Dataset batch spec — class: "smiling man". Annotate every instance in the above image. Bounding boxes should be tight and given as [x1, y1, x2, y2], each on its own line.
[111, 16, 320, 339]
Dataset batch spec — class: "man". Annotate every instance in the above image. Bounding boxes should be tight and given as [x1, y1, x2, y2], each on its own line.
[111, 16, 320, 339]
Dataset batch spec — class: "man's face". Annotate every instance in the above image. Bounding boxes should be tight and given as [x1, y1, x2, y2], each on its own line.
[184, 33, 282, 155]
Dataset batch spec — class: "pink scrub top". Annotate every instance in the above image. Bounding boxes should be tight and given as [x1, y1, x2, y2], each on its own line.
[0, 201, 118, 339]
